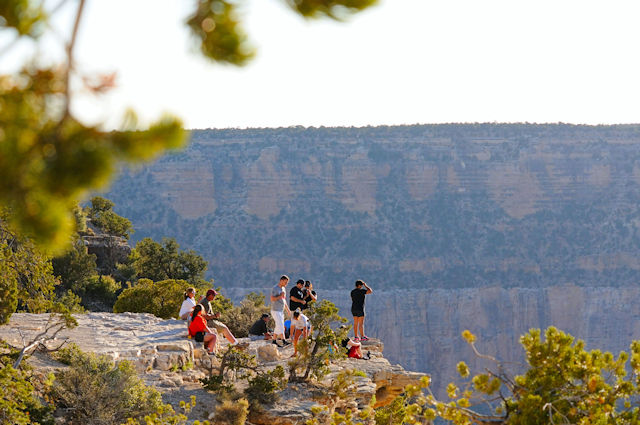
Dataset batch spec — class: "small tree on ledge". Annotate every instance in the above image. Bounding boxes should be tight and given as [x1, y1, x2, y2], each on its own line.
[288, 300, 349, 383]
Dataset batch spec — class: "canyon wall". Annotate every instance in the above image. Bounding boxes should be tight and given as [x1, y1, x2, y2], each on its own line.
[104, 124, 640, 390]
[107, 124, 640, 291]
[224, 285, 640, 394]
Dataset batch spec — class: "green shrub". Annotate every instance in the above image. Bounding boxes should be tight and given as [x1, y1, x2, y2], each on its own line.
[84, 275, 120, 301]
[51, 239, 97, 294]
[222, 292, 270, 338]
[53, 343, 84, 365]
[113, 278, 189, 318]
[131, 237, 206, 284]
[113, 278, 229, 319]
[212, 398, 248, 425]
[244, 365, 286, 405]
[50, 349, 164, 425]
[0, 364, 53, 425]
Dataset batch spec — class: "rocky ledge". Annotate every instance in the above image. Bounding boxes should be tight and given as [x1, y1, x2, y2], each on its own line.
[0, 313, 425, 423]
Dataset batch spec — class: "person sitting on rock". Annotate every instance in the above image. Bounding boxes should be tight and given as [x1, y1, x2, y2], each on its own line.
[290, 308, 312, 356]
[178, 287, 197, 321]
[341, 336, 370, 360]
[249, 313, 274, 341]
[189, 304, 217, 355]
[198, 289, 244, 348]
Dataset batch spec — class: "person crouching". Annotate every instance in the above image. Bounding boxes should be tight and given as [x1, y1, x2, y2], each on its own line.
[291, 308, 311, 357]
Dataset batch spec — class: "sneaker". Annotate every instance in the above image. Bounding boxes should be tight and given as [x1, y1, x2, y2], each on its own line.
[361, 336, 369, 341]
[354, 337, 361, 342]
[236, 342, 250, 350]
[282, 340, 291, 346]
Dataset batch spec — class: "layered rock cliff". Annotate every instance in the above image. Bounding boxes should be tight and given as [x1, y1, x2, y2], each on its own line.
[102, 124, 640, 395]
[106, 124, 640, 291]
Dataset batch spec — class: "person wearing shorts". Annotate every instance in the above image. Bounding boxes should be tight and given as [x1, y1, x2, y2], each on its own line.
[350, 279, 372, 342]
[189, 304, 217, 354]
[270, 275, 291, 347]
[199, 289, 245, 348]
[290, 309, 311, 356]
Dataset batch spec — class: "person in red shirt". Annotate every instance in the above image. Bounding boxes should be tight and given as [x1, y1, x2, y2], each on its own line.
[189, 304, 217, 354]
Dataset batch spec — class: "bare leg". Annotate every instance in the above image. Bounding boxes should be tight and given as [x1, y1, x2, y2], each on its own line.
[222, 326, 237, 344]
[204, 333, 217, 353]
[359, 316, 366, 338]
[352, 316, 359, 338]
[292, 328, 303, 355]
[353, 316, 364, 338]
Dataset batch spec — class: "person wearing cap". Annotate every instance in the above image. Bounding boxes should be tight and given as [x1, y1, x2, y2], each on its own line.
[350, 279, 372, 342]
[198, 289, 243, 347]
[289, 279, 306, 311]
[270, 275, 291, 347]
[248, 313, 273, 341]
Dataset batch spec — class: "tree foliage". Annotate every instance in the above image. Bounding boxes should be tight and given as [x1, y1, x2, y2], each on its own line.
[51, 238, 97, 294]
[370, 327, 640, 425]
[131, 237, 208, 285]
[113, 278, 188, 319]
[0, 214, 78, 324]
[112, 278, 229, 319]
[200, 346, 286, 406]
[0, 364, 51, 425]
[288, 300, 348, 383]
[50, 347, 165, 425]
[0, 0, 377, 253]
[86, 196, 134, 239]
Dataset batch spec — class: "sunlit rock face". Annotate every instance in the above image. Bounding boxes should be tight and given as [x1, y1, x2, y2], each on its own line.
[106, 124, 640, 392]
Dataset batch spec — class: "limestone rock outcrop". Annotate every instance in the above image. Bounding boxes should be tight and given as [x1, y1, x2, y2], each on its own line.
[0, 313, 425, 423]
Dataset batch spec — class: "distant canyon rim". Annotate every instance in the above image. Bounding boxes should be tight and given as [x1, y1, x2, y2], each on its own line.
[104, 124, 640, 391]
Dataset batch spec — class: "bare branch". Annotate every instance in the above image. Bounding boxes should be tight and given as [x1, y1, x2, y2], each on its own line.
[62, 0, 86, 120]
[13, 314, 69, 368]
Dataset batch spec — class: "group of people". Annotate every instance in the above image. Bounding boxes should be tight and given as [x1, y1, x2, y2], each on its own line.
[180, 275, 373, 360]
[266, 275, 317, 353]
[179, 287, 246, 355]
[263, 275, 373, 359]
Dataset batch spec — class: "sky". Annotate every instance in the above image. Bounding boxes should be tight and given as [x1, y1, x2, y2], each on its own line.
[5, 0, 640, 129]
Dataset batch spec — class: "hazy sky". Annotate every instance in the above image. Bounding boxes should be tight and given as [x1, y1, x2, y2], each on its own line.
[8, 0, 640, 129]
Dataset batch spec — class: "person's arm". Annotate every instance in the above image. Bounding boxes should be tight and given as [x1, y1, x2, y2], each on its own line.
[308, 291, 317, 301]
[290, 288, 306, 305]
[364, 282, 372, 295]
[290, 295, 305, 304]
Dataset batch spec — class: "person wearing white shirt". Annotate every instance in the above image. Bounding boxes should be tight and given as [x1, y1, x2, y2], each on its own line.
[179, 287, 197, 320]
[291, 309, 311, 356]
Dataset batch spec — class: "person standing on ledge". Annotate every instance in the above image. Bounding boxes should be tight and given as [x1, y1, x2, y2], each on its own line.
[302, 280, 317, 310]
[289, 279, 306, 311]
[350, 279, 372, 342]
[271, 275, 291, 347]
